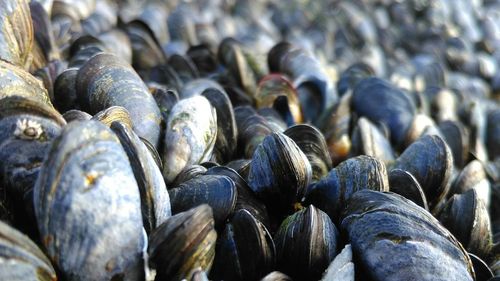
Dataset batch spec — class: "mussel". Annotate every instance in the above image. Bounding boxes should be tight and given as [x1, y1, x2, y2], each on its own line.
[341, 190, 475, 281]
[148, 204, 217, 281]
[274, 205, 339, 280]
[162, 95, 217, 184]
[248, 132, 312, 218]
[0, 220, 57, 281]
[34, 120, 145, 280]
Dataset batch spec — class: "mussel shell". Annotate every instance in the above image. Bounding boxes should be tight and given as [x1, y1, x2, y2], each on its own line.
[352, 77, 416, 147]
[91, 106, 133, 129]
[389, 169, 429, 211]
[350, 117, 395, 165]
[169, 54, 200, 84]
[468, 253, 494, 281]
[0, 96, 65, 223]
[187, 44, 219, 75]
[125, 20, 167, 71]
[393, 134, 453, 211]
[0, 0, 33, 68]
[211, 209, 275, 280]
[110, 121, 171, 234]
[201, 88, 238, 163]
[180, 78, 225, 99]
[438, 189, 492, 258]
[62, 109, 91, 122]
[0, 220, 57, 281]
[226, 159, 252, 180]
[284, 124, 332, 181]
[218, 38, 257, 97]
[236, 110, 276, 158]
[439, 120, 470, 168]
[151, 87, 179, 123]
[148, 204, 217, 281]
[0, 60, 51, 106]
[341, 190, 475, 281]
[318, 92, 352, 166]
[170, 165, 207, 188]
[255, 74, 303, 124]
[34, 120, 145, 280]
[162, 95, 217, 184]
[30, 1, 60, 71]
[168, 174, 237, 226]
[274, 205, 339, 280]
[206, 166, 270, 230]
[450, 160, 491, 208]
[76, 52, 162, 147]
[320, 244, 355, 281]
[260, 271, 292, 281]
[336, 62, 374, 97]
[305, 155, 389, 222]
[248, 132, 312, 216]
[53, 67, 79, 112]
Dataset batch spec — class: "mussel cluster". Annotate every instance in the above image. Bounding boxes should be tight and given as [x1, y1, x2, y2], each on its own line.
[1, 0, 500, 280]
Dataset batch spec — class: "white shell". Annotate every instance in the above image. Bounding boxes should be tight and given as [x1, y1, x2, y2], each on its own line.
[162, 95, 217, 183]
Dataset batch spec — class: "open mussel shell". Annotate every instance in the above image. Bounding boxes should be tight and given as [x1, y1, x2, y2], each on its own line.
[0, 221, 57, 281]
[321, 244, 355, 281]
[248, 132, 312, 217]
[76, 52, 162, 147]
[34, 120, 145, 280]
[350, 117, 395, 165]
[305, 155, 389, 223]
[274, 205, 339, 281]
[317, 92, 352, 166]
[274, 46, 335, 123]
[341, 190, 475, 281]
[468, 253, 494, 281]
[162, 95, 217, 184]
[206, 166, 270, 229]
[438, 189, 493, 259]
[450, 160, 491, 208]
[0, 0, 33, 69]
[0, 60, 51, 106]
[284, 124, 332, 181]
[352, 77, 416, 148]
[201, 88, 238, 164]
[110, 121, 171, 234]
[393, 134, 453, 212]
[255, 74, 303, 124]
[168, 174, 237, 226]
[148, 204, 217, 281]
[389, 169, 429, 211]
[211, 209, 275, 280]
